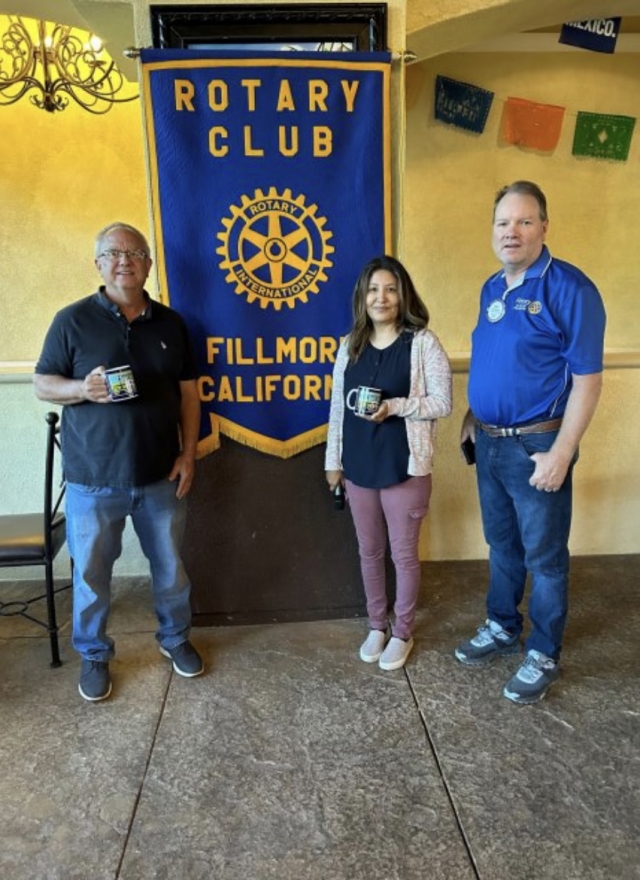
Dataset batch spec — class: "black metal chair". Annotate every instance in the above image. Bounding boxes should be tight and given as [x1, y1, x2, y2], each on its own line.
[0, 411, 71, 667]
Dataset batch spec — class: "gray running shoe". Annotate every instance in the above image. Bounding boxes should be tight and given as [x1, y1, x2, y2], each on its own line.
[503, 650, 559, 705]
[454, 619, 521, 666]
[160, 640, 204, 677]
[78, 660, 112, 702]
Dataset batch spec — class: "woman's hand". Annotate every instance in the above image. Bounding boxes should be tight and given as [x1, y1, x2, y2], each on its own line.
[365, 401, 389, 423]
[326, 469, 343, 491]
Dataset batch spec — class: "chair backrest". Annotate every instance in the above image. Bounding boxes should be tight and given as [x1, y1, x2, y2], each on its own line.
[44, 411, 66, 563]
[0, 411, 66, 567]
[0, 411, 70, 667]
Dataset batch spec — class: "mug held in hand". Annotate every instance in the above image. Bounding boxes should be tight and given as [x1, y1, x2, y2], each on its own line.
[103, 365, 138, 401]
[346, 386, 382, 417]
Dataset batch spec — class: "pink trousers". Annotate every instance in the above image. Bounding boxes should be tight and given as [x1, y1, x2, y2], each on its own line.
[345, 475, 432, 640]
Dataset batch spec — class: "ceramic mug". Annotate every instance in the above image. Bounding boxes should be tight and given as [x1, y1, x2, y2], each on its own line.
[346, 386, 382, 417]
[103, 365, 138, 402]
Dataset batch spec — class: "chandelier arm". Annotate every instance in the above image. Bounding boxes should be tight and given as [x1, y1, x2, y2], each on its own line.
[54, 80, 124, 115]
[0, 75, 47, 105]
[62, 92, 111, 115]
[49, 74, 139, 104]
[0, 83, 33, 105]
[1, 19, 35, 82]
[55, 57, 121, 92]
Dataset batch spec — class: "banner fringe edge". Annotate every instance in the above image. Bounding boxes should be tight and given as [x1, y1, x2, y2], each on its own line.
[220, 422, 328, 460]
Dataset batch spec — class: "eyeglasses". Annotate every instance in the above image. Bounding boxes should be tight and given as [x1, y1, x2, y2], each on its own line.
[99, 249, 149, 261]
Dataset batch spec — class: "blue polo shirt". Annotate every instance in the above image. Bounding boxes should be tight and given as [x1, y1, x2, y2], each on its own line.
[468, 246, 606, 426]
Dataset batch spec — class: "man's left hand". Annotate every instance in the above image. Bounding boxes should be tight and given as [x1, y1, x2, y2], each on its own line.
[529, 450, 571, 493]
[169, 454, 195, 499]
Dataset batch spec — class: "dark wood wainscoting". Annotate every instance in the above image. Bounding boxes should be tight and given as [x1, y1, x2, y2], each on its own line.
[184, 440, 367, 625]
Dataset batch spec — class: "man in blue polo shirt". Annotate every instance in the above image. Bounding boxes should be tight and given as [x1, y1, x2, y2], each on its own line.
[455, 181, 606, 704]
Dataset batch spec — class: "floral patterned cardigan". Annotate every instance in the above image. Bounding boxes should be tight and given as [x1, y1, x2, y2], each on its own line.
[325, 328, 453, 477]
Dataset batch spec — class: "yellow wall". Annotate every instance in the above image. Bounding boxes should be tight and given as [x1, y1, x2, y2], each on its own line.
[404, 50, 640, 558]
[0, 87, 149, 362]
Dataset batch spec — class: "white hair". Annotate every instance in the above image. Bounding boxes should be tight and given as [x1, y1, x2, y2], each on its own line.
[95, 222, 150, 258]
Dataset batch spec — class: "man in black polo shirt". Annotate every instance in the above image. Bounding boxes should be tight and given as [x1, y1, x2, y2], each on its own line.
[34, 222, 203, 701]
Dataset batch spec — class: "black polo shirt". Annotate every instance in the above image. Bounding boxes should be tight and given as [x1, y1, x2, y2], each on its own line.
[35, 289, 197, 487]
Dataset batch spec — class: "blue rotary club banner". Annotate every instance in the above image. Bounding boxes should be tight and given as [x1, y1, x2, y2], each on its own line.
[141, 49, 391, 458]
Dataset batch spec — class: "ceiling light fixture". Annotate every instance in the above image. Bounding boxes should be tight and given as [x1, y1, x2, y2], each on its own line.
[0, 15, 138, 114]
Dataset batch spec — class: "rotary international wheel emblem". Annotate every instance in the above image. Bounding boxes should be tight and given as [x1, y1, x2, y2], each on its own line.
[216, 187, 335, 310]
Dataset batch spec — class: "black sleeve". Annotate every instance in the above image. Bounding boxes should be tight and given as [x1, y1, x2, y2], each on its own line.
[34, 310, 73, 377]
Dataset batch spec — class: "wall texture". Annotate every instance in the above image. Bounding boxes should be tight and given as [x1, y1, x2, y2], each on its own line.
[0, 74, 149, 362]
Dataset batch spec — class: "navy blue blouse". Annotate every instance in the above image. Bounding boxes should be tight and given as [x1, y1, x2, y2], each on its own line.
[342, 331, 412, 489]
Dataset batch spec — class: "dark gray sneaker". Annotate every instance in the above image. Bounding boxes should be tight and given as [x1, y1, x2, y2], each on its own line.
[503, 650, 559, 705]
[160, 641, 204, 678]
[455, 619, 521, 666]
[78, 660, 112, 702]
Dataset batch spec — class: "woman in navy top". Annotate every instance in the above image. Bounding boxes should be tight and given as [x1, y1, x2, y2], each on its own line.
[326, 256, 452, 670]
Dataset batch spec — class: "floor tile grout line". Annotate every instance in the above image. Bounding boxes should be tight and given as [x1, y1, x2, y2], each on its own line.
[404, 668, 481, 880]
[115, 672, 173, 879]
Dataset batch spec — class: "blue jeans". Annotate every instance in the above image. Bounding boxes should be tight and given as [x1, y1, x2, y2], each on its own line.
[66, 479, 192, 662]
[475, 428, 576, 660]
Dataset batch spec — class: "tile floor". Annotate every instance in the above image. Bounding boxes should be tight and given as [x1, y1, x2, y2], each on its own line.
[1, 557, 639, 880]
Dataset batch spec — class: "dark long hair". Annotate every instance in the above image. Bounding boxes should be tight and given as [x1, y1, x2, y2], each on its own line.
[347, 255, 429, 361]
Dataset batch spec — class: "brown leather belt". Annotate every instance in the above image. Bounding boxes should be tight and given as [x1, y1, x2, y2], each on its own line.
[476, 418, 563, 438]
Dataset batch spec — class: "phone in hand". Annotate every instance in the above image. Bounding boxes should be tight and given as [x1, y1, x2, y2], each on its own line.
[461, 437, 476, 465]
[333, 484, 345, 510]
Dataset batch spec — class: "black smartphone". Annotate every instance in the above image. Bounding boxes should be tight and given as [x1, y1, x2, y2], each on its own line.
[461, 437, 476, 465]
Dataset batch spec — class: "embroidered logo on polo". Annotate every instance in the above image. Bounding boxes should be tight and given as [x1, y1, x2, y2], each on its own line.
[487, 299, 506, 322]
[487, 297, 544, 322]
[216, 187, 335, 310]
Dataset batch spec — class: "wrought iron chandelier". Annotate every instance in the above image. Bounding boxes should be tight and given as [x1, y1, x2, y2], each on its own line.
[0, 16, 138, 114]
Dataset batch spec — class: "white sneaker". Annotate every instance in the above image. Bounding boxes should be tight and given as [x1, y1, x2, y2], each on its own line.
[359, 630, 387, 663]
[379, 636, 414, 671]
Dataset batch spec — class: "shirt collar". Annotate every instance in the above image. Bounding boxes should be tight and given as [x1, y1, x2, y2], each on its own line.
[521, 245, 552, 280]
[95, 287, 152, 321]
[490, 245, 552, 291]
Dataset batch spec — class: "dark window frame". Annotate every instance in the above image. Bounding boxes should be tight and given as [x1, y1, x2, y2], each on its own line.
[150, 4, 387, 53]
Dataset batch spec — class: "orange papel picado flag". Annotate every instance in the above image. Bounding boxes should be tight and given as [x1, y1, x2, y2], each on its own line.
[501, 97, 566, 152]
